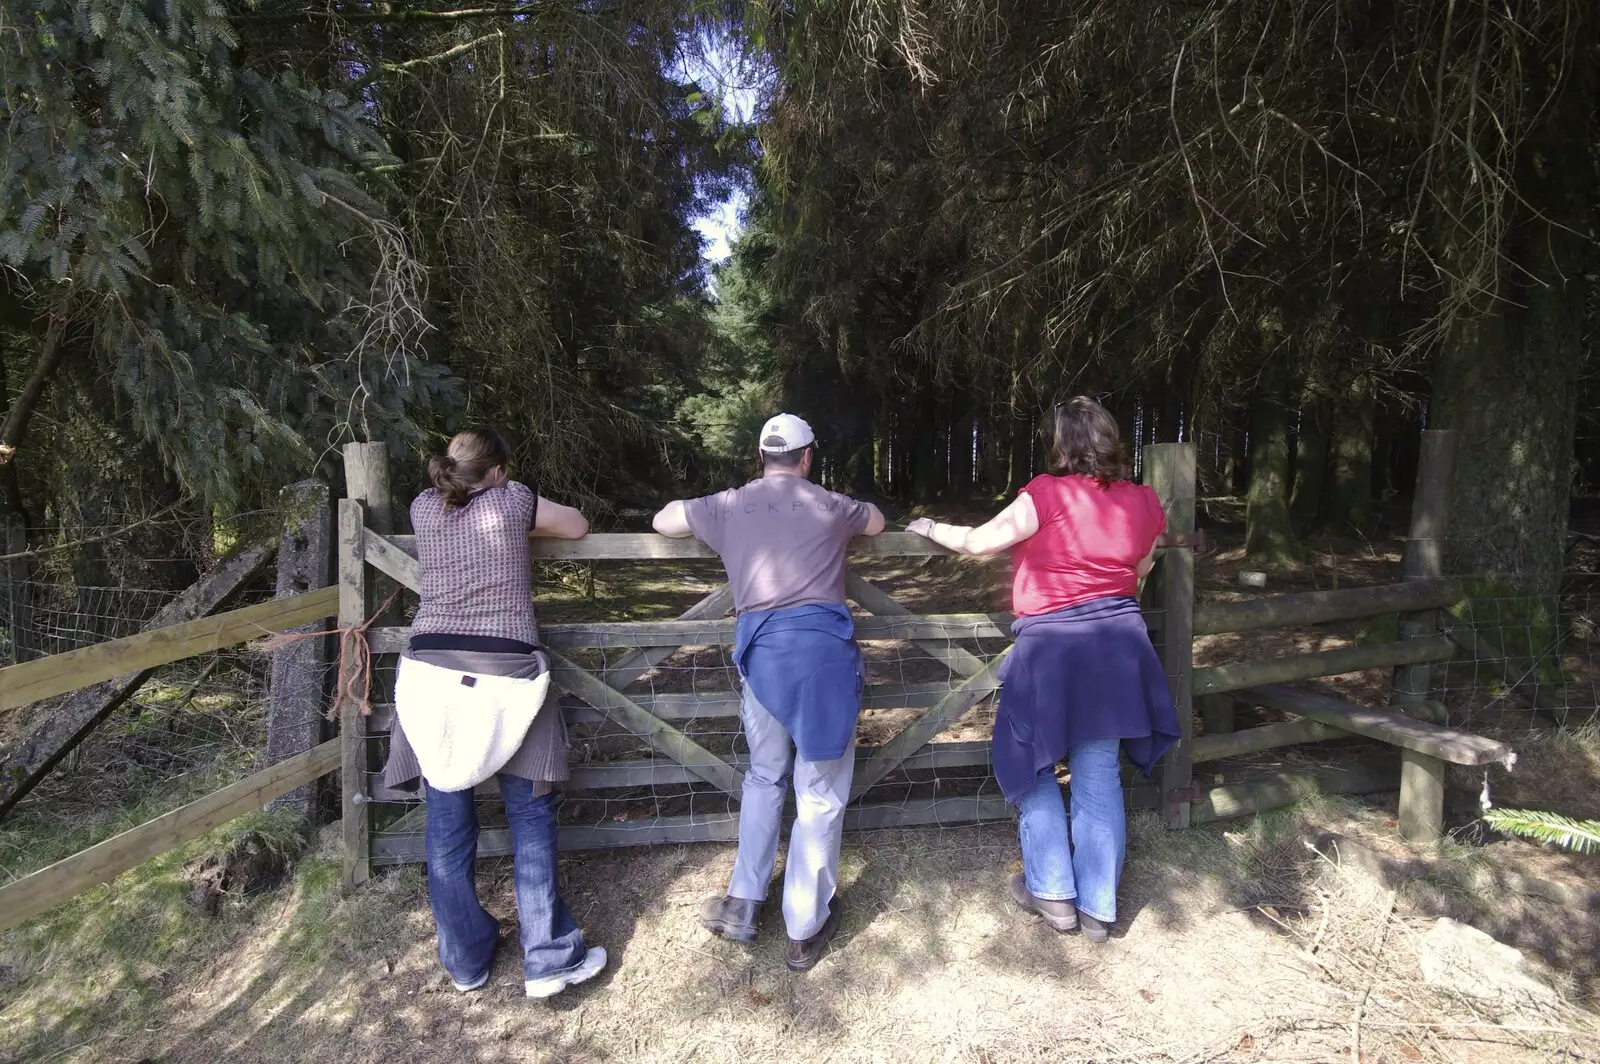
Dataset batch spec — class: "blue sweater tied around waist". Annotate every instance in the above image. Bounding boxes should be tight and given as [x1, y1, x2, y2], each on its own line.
[734, 603, 863, 762]
[993, 595, 1180, 802]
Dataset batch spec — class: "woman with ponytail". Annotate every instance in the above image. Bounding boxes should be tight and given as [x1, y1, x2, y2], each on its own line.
[385, 428, 606, 998]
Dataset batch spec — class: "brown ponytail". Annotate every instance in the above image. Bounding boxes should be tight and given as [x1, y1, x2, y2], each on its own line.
[428, 429, 511, 509]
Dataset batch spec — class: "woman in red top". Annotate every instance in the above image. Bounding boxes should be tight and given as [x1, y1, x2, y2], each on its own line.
[907, 397, 1179, 941]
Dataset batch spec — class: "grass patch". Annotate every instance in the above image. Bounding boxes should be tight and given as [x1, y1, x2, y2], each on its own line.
[0, 808, 317, 1058]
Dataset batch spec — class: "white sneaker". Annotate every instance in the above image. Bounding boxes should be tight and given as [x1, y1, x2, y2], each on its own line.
[452, 970, 490, 993]
[524, 946, 607, 999]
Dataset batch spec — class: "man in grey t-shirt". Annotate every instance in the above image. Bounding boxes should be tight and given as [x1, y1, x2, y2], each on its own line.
[654, 414, 885, 971]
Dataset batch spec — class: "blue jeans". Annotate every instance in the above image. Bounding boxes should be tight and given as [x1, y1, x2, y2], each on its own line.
[425, 775, 586, 982]
[1014, 739, 1125, 924]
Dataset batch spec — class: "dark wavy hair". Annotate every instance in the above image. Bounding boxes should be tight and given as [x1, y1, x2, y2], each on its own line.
[1041, 397, 1130, 485]
[428, 428, 510, 509]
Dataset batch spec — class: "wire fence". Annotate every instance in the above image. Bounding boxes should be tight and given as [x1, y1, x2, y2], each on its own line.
[4, 516, 1599, 884]
[0, 511, 285, 884]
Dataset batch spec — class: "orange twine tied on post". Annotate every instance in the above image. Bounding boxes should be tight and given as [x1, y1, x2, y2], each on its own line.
[256, 587, 400, 720]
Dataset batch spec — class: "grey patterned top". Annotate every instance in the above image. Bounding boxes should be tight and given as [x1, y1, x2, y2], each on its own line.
[409, 481, 539, 646]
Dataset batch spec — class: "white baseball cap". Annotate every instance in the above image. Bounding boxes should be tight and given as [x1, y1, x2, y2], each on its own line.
[758, 413, 816, 453]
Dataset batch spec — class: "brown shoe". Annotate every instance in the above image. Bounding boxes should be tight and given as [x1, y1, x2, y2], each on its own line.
[1008, 873, 1079, 932]
[700, 895, 760, 944]
[785, 898, 841, 972]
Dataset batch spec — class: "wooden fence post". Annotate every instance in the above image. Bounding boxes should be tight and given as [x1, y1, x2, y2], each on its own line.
[342, 442, 401, 623]
[3, 514, 33, 663]
[265, 480, 333, 825]
[1392, 429, 1456, 841]
[1145, 443, 1197, 829]
[338, 497, 371, 889]
[340, 443, 393, 887]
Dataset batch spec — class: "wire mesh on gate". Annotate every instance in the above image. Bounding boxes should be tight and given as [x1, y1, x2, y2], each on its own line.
[359, 556, 1142, 858]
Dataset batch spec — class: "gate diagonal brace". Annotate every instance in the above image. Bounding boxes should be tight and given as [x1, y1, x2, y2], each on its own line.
[849, 654, 1007, 801]
[546, 650, 745, 799]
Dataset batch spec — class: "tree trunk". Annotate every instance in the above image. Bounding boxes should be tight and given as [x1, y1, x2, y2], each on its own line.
[1225, 421, 1249, 495]
[0, 307, 70, 467]
[983, 410, 1011, 496]
[1429, 21, 1591, 601]
[1323, 377, 1375, 535]
[1245, 360, 1305, 563]
[1007, 412, 1034, 494]
[1290, 399, 1330, 532]
[949, 396, 975, 500]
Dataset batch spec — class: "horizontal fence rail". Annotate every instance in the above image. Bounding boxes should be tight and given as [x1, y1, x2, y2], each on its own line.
[0, 587, 339, 713]
[1192, 635, 1457, 696]
[376, 530, 1202, 562]
[0, 739, 340, 933]
[1191, 578, 1463, 636]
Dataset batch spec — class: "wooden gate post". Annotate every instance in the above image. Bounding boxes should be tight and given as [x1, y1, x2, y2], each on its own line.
[265, 480, 333, 826]
[1145, 443, 1197, 829]
[338, 492, 372, 890]
[3, 514, 34, 663]
[1392, 429, 1456, 841]
[339, 443, 394, 888]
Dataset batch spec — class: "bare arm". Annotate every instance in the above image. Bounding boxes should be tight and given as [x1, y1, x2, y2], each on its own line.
[905, 494, 1039, 556]
[860, 502, 887, 537]
[1136, 544, 1157, 583]
[651, 499, 693, 538]
[532, 496, 589, 540]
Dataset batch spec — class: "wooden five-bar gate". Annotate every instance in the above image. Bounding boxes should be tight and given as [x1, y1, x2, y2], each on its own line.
[0, 432, 1516, 926]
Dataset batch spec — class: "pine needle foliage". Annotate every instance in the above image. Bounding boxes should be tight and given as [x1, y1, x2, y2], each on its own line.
[1482, 809, 1600, 856]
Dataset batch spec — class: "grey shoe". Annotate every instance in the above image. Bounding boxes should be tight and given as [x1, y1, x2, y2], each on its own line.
[1008, 873, 1079, 933]
[700, 895, 760, 943]
[1077, 911, 1111, 943]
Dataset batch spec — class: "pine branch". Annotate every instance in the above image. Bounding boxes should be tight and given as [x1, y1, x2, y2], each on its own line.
[240, 2, 617, 23]
[1482, 808, 1600, 855]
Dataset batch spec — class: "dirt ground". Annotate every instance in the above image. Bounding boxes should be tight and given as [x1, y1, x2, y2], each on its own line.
[5, 802, 1597, 1064]
[4, 514, 1600, 1063]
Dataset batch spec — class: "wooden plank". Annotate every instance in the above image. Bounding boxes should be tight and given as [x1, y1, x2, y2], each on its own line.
[368, 613, 1013, 654]
[849, 654, 1008, 800]
[1193, 635, 1456, 696]
[369, 788, 1169, 863]
[546, 651, 745, 797]
[0, 584, 336, 713]
[1191, 719, 1350, 762]
[2, 515, 35, 662]
[362, 530, 422, 593]
[338, 499, 370, 890]
[1398, 749, 1446, 842]
[1241, 683, 1514, 766]
[0, 539, 280, 818]
[599, 583, 734, 692]
[0, 739, 339, 932]
[1147, 442, 1196, 829]
[1190, 755, 1399, 824]
[845, 572, 986, 679]
[365, 740, 997, 800]
[1192, 579, 1464, 636]
[380, 530, 1202, 562]
[1393, 431, 1458, 715]
[365, 680, 971, 732]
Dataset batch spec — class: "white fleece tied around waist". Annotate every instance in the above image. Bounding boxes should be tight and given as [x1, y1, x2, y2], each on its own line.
[394, 655, 552, 792]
